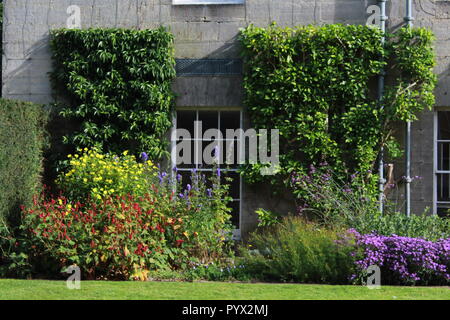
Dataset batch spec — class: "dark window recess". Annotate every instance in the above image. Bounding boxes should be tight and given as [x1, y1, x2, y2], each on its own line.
[176, 59, 243, 76]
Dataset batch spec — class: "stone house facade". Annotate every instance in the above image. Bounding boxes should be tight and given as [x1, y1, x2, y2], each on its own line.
[2, 0, 450, 237]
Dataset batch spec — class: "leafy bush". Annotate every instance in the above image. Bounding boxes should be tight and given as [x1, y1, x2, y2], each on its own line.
[239, 217, 355, 284]
[1, 219, 34, 278]
[50, 28, 176, 160]
[351, 230, 449, 286]
[0, 98, 48, 226]
[17, 151, 233, 280]
[21, 193, 189, 280]
[239, 24, 436, 202]
[290, 165, 449, 241]
[290, 163, 378, 224]
[57, 148, 157, 202]
[255, 209, 280, 228]
[352, 213, 450, 242]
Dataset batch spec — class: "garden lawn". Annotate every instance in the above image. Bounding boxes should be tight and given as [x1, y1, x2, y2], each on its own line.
[0, 280, 448, 300]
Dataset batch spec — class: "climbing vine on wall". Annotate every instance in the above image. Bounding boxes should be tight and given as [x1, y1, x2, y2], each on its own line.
[239, 24, 436, 194]
[385, 27, 437, 123]
[50, 27, 176, 160]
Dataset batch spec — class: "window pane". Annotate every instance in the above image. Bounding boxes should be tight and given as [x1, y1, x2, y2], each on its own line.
[199, 111, 219, 136]
[437, 173, 450, 201]
[202, 140, 219, 168]
[222, 139, 240, 167]
[437, 142, 450, 171]
[177, 111, 196, 134]
[437, 206, 450, 218]
[177, 170, 193, 192]
[175, 140, 195, 168]
[438, 111, 450, 140]
[220, 111, 241, 131]
[221, 171, 240, 199]
[229, 200, 240, 229]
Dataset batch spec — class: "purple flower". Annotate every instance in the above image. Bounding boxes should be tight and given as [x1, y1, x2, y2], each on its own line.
[140, 152, 148, 162]
[216, 167, 221, 177]
[350, 232, 450, 285]
[158, 172, 167, 184]
[207, 188, 212, 197]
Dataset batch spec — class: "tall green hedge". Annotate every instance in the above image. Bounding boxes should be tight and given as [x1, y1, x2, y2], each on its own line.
[49, 27, 176, 160]
[0, 99, 48, 225]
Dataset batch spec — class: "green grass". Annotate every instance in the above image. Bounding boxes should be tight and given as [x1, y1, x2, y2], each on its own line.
[0, 280, 448, 300]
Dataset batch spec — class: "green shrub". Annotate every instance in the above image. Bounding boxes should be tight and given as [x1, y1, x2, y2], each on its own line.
[350, 213, 450, 242]
[290, 164, 378, 225]
[239, 217, 355, 284]
[0, 98, 47, 226]
[290, 165, 449, 241]
[50, 27, 176, 160]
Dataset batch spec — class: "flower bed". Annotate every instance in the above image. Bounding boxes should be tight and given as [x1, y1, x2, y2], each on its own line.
[350, 230, 450, 286]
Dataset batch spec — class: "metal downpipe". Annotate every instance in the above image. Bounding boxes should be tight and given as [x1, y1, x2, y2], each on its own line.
[404, 0, 414, 217]
[378, 0, 388, 214]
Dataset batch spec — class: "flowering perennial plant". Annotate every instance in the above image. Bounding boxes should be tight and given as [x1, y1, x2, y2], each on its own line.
[19, 151, 233, 280]
[290, 163, 378, 225]
[350, 229, 450, 285]
[57, 148, 157, 202]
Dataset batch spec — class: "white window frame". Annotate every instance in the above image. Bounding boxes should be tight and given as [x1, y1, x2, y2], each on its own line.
[433, 108, 450, 215]
[171, 108, 243, 240]
[173, 0, 244, 5]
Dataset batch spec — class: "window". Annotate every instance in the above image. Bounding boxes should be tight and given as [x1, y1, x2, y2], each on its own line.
[434, 110, 450, 217]
[173, 0, 244, 5]
[172, 109, 243, 239]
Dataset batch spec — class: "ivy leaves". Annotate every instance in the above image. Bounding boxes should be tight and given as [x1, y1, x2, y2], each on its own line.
[50, 27, 176, 160]
[385, 27, 437, 122]
[239, 24, 436, 193]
